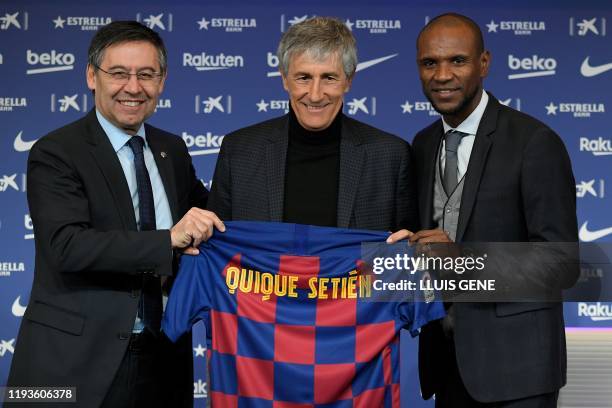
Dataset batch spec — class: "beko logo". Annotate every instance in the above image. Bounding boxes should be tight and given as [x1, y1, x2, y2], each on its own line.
[26, 49, 75, 75]
[182, 131, 224, 156]
[507, 54, 557, 80]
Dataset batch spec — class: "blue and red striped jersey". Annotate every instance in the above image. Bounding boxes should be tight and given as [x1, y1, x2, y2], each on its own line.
[163, 221, 444, 407]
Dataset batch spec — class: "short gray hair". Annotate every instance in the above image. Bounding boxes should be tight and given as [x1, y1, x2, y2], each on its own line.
[277, 17, 357, 78]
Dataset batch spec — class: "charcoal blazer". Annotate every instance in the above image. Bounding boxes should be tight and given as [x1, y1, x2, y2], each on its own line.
[413, 93, 578, 402]
[208, 113, 417, 232]
[7, 110, 207, 407]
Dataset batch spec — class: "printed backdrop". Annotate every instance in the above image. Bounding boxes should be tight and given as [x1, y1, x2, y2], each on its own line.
[1, 0, 610, 406]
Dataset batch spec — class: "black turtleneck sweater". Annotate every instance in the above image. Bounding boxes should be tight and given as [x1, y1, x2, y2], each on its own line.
[282, 109, 342, 227]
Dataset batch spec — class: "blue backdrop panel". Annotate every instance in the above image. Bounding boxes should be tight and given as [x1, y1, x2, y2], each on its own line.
[1, 0, 610, 406]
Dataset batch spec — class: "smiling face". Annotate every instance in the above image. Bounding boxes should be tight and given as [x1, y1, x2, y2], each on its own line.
[281, 51, 352, 131]
[86, 40, 165, 135]
[417, 22, 489, 127]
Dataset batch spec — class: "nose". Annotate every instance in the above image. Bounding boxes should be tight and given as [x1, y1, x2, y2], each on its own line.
[123, 74, 142, 94]
[308, 78, 323, 102]
[433, 62, 452, 83]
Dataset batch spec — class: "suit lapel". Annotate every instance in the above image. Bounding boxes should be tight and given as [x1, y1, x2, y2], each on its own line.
[265, 117, 289, 221]
[337, 117, 365, 228]
[421, 122, 444, 229]
[146, 128, 179, 223]
[84, 110, 137, 230]
[455, 96, 499, 241]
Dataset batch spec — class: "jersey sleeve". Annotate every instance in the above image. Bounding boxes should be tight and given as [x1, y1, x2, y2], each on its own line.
[162, 252, 211, 342]
[397, 300, 445, 337]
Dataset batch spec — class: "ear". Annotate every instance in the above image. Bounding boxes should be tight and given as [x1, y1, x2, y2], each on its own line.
[86, 64, 96, 91]
[158, 72, 167, 94]
[480, 50, 491, 78]
[344, 73, 354, 93]
[280, 69, 289, 92]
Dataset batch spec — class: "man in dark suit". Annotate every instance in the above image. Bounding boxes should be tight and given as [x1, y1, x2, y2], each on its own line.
[7, 21, 223, 408]
[208, 17, 416, 232]
[388, 13, 578, 407]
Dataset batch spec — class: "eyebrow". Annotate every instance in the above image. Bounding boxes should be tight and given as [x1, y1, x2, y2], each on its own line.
[105, 64, 158, 71]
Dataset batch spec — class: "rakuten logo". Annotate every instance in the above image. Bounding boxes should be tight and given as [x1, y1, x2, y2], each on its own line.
[183, 52, 244, 71]
[26, 49, 75, 75]
[579, 137, 612, 156]
[578, 302, 612, 321]
[507, 54, 556, 80]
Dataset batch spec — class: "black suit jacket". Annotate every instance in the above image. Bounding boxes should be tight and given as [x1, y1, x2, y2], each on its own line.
[414, 94, 578, 402]
[208, 113, 417, 232]
[7, 110, 207, 407]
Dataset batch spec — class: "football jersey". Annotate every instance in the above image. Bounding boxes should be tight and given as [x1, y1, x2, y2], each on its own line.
[163, 221, 444, 407]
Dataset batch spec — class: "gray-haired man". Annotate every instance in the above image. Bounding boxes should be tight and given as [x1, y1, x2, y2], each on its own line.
[209, 17, 417, 232]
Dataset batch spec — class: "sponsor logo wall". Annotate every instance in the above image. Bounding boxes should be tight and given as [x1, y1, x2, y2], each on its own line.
[1, 1, 610, 406]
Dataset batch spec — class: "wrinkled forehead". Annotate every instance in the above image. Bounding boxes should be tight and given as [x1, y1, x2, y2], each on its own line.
[288, 48, 342, 70]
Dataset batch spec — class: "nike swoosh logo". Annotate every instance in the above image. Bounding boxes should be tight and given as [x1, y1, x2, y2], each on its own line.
[13, 131, 39, 152]
[267, 54, 399, 77]
[356, 54, 398, 72]
[12, 296, 27, 317]
[579, 221, 612, 242]
[580, 57, 612, 77]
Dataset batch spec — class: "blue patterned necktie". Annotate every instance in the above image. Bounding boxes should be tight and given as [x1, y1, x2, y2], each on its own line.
[127, 136, 162, 332]
[443, 130, 467, 195]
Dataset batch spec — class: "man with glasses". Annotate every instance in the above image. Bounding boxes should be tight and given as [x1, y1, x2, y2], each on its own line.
[7, 21, 223, 408]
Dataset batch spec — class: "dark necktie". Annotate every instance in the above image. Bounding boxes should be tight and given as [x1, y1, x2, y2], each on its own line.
[443, 130, 466, 195]
[127, 136, 162, 332]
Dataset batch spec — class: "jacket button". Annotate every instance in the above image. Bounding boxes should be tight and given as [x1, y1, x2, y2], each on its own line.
[118, 332, 130, 340]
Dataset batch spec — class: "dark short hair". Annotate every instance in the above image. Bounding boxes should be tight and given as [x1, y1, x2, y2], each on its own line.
[417, 13, 485, 54]
[88, 20, 167, 73]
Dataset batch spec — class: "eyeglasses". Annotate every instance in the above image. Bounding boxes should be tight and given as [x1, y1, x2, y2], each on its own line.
[94, 65, 163, 84]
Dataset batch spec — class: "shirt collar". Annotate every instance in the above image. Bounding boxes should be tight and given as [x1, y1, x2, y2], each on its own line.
[442, 90, 489, 136]
[96, 110, 147, 153]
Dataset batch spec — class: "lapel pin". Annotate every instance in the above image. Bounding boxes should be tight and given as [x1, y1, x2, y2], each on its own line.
[160, 151, 167, 158]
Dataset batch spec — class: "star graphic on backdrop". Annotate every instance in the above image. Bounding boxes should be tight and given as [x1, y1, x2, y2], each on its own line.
[545, 102, 558, 115]
[344, 19, 354, 31]
[256, 99, 269, 112]
[197, 17, 210, 30]
[400, 101, 413, 114]
[53, 16, 66, 29]
[193, 344, 206, 357]
[486, 20, 499, 33]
